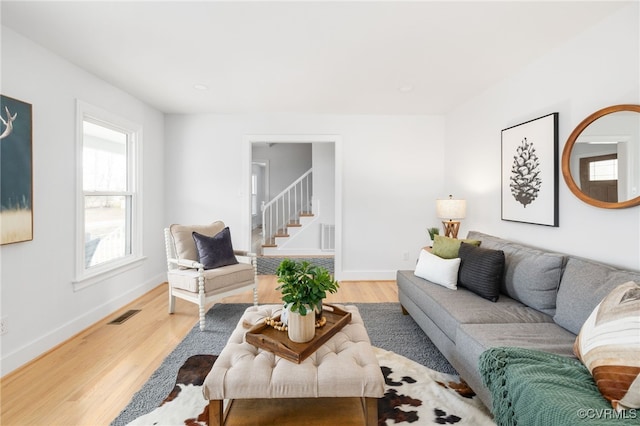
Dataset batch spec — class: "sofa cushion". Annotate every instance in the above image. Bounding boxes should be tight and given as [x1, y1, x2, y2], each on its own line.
[414, 249, 460, 290]
[466, 231, 565, 316]
[554, 257, 640, 335]
[457, 323, 577, 376]
[192, 228, 239, 270]
[574, 281, 640, 410]
[431, 235, 480, 259]
[169, 221, 226, 262]
[458, 243, 505, 302]
[396, 271, 553, 342]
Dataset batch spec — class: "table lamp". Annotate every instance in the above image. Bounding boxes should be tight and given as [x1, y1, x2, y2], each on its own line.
[436, 195, 466, 239]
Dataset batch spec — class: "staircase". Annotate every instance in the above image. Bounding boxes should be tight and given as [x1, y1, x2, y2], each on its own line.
[261, 211, 315, 252]
[261, 169, 314, 253]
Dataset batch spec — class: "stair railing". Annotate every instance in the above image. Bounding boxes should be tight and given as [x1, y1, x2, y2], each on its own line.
[262, 168, 313, 246]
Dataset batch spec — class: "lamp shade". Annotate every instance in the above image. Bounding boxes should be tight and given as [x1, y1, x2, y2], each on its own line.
[436, 196, 466, 220]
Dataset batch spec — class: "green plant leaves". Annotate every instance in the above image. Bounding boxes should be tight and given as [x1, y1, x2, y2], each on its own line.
[275, 259, 339, 315]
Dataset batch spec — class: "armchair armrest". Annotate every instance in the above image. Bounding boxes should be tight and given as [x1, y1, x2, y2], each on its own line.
[167, 257, 204, 269]
[233, 250, 257, 258]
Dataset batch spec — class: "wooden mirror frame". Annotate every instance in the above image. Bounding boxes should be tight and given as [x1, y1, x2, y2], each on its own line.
[561, 104, 640, 209]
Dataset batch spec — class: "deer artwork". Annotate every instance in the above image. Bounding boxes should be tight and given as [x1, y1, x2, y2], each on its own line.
[0, 106, 17, 140]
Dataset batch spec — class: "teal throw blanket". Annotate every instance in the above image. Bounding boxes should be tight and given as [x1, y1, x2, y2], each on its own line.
[479, 347, 640, 426]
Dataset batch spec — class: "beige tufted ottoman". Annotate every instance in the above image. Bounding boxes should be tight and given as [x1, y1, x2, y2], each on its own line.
[203, 304, 385, 425]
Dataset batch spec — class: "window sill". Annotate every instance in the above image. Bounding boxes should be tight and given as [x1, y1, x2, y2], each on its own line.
[72, 256, 147, 292]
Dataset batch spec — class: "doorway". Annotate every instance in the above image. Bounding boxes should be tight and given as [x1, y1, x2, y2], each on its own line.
[579, 154, 618, 203]
[243, 134, 342, 279]
[251, 161, 268, 253]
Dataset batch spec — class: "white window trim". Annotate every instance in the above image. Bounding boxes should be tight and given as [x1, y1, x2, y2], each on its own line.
[73, 100, 144, 290]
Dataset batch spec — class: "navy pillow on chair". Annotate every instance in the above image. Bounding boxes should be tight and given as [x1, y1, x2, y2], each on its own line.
[458, 242, 505, 302]
[192, 227, 239, 270]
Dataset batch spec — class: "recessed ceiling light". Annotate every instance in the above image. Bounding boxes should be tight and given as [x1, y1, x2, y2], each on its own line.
[193, 84, 209, 91]
[398, 84, 414, 93]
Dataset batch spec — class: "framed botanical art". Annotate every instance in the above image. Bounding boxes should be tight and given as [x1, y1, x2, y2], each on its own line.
[0, 95, 33, 244]
[501, 112, 559, 227]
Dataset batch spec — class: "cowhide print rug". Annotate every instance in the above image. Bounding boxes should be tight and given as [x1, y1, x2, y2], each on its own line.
[127, 348, 494, 425]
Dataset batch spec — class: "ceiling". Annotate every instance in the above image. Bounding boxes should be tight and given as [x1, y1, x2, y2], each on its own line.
[1, 1, 629, 115]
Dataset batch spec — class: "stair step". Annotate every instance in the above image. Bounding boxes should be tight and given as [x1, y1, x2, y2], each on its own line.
[262, 209, 314, 252]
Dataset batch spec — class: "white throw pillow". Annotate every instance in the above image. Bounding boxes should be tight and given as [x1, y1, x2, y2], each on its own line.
[414, 249, 461, 290]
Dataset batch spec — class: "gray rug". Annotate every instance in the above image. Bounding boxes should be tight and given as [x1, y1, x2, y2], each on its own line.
[256, 256, 334, 275]
[111, 302, 455, 426]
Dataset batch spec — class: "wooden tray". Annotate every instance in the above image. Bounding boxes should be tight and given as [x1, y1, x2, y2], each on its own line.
[245, 304, 352, 364]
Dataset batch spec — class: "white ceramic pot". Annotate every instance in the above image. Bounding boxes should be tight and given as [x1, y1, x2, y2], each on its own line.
[280, 304, 289, 326]
[287, 308, 315, 343]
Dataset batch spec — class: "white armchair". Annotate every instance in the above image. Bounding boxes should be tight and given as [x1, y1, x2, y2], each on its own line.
[164, 221, 258, 331]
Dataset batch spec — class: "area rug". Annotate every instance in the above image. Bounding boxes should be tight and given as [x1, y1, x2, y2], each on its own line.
[256, 256, 334, 275]
[112, 303, 490, 425]
[126, 348, 493, 425]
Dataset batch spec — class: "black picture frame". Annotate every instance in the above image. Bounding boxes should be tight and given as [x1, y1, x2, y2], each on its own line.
[1, 95, 33, 244]
[501, 112, 559, 227]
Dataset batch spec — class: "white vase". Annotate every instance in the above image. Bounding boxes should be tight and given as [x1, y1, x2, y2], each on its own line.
[280, 303, 289, 326]
[287, 309, 315, 343]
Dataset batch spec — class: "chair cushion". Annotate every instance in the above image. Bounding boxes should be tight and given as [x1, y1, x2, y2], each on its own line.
[170, 221, 226, 261]
[168, 262, 255, 294]
[192, 228, 239, 270]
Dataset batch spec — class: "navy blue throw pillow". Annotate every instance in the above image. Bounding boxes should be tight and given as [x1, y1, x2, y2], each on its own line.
[192, 228, 239, 270]
[458, 242, 505, 302]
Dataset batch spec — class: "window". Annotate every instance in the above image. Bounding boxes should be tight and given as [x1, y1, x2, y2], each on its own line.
[589, 158, 618, 181]
[75, 101, 142, 288]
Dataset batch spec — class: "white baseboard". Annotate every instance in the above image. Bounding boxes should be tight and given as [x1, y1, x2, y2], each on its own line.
[261, 248, 332, 256]
[337, 270, 397, 281]
[0, 273, 164, 377]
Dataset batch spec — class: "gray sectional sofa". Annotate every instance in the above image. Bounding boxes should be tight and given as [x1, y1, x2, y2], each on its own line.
[396, 230, 640, 408]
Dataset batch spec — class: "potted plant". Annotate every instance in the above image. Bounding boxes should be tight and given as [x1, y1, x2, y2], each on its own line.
[275, 258, 340, 343]
[427, 227, 440, 244]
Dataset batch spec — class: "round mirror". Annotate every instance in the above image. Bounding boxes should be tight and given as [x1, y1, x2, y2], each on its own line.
[562, 104, 640, 209]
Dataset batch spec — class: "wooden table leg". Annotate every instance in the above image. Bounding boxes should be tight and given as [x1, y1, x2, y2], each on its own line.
[209, 400, 223, 426]
[363, 397, 378, 426]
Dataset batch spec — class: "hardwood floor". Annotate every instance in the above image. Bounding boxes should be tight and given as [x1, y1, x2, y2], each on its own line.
[0, 276, 398, 426]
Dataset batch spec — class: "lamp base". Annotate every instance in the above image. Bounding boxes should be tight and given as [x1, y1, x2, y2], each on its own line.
[442, 221, 461, 239]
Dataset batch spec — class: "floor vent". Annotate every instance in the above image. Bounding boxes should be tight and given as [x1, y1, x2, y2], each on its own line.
[108, 309, 141, 325]
[321, 223, 335, 251]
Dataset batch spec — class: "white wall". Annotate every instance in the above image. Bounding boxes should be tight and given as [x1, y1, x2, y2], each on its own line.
[164, 114, 446, 279]
[0, 28, 166, 375]
[252, 142, 312, 199]
[445, 3, 640, 270]
[313, 142, 336, 225]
